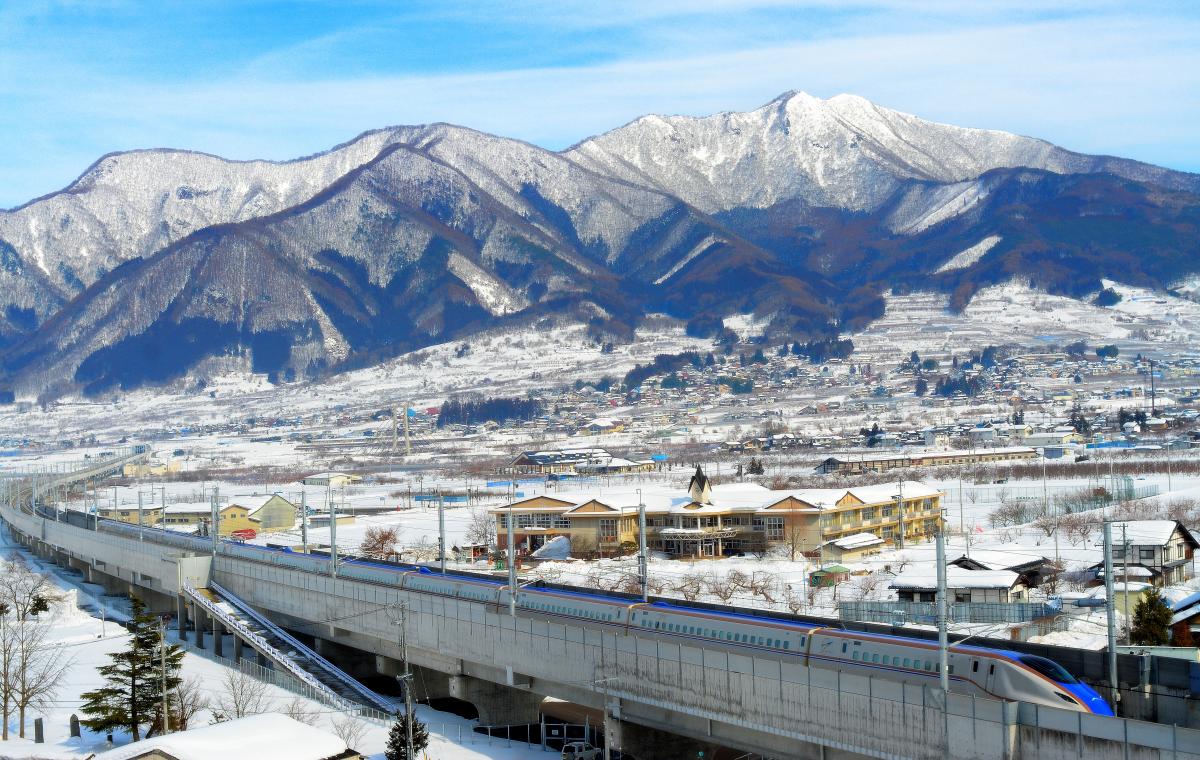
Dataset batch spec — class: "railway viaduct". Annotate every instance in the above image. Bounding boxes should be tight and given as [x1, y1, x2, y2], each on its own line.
[2, 451, 1197, 760]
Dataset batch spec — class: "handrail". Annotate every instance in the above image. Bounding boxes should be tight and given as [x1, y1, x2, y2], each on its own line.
[180, 582, 361, 711]
[207, 581, 395, 712]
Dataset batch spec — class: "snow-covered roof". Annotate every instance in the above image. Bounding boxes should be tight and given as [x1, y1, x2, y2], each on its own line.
[230, 493, 293, 514]
[890, 568, 1020, 590]
[1110, 520, 1192, 547]
[500, 480, 941, 516]
[951, 549, 1046, 570]
[162, 503, 236, 514]
[92, 713, 349, 760]
[820, 532, 883, 550]
[1096, 566, 1156, 578]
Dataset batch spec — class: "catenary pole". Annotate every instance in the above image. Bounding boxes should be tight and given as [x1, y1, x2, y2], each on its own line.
[1103, 521, 1119, 711]
[637, 489, 648, 602]
[438, 491, 446, 573]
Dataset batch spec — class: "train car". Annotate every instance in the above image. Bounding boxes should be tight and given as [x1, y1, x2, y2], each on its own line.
[517, 586, 636, 627]
[805, 629, 1113, 715]
[634, 601, 814, 652]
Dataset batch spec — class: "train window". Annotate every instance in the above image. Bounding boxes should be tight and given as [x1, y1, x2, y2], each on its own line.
[852, 651, 859, 661]
[842, 643, 847, 654]
[989, 664, 995, 675]
[1017, 655, 1078, 684]
[948, 665, 955, 674]
[783, 641, 790, 650]
[872, 654, 879, 663]
[972, 661, 979, 673]
[903, 658, 911, 668]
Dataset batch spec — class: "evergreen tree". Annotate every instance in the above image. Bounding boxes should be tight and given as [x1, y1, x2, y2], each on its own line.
[914, 377, 928, 397]
[1130, 588, 1172, 646]
[385, 711, 429, 760]
[80, 597, 183, 741]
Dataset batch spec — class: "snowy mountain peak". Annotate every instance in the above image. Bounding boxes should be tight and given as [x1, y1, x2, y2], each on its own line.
[566, 90, 1200, 214]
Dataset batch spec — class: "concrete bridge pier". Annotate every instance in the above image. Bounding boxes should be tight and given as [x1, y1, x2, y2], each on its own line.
[376, 658, 453, 702]
[449, 675, 543, 727]
[176, 595, 187, 637]
[192, 606, 206, 649]
[212, 621, 225, 657]
[312, 636, 379, 681]
[232, 634, 244, 663]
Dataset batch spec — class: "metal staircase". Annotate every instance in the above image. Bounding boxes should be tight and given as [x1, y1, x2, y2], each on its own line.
[181, 581, 397, 713]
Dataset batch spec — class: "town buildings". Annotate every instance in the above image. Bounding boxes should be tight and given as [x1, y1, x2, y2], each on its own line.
[492, 469, 943, 558]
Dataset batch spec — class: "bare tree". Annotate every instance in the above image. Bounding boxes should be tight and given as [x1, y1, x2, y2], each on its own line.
[1031, 514, 1058, 538]
[704, 574, 738, 604]
[331, 712, 369, 749]
[359, 526, 401, 561]
[11, 619, 71, 738]
[779, 513, 809, 562]
[170, 676, 209, 731]
[0, 559, 62, 621]
[671, 574, 703, 602]
[0, 615, 15, 741]
[211, 670, 271, 721]
[464, 505, 495, 549]
[569, 534, 597, 559]
[281, 696, 320, 727]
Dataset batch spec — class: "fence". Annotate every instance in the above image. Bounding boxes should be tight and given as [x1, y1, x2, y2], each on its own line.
[839, 600, 1061, 626]
[176, 639, 544, 750]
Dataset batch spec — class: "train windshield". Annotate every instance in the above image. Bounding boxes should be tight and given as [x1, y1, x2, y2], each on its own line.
[1017, 655, 1078, 684]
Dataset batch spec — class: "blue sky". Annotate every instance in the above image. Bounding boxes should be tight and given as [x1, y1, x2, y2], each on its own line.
[2, 1, 1198, 208]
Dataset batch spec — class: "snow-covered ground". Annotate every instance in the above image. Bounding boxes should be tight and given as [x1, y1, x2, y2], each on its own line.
[0, 528, 548, 759]
[852, 280, 1200, 360]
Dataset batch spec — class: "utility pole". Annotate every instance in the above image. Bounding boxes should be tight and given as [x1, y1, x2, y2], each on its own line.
[1121, 522, 1130, 645]
[328, 483, 337, 578]
[637, 489, 648, 602]
[403, 403, 412, 456]
[211, 485, 219, 556]
[935, 529, 949, 694]
[438, 491, 446, 573]
[1103, 521, 1119, 711]
[1043, 454, 1058, 568]
[137, 490, 144, 541]
[895, 474, 905, 550]
[507, 490, 517, 618]
[159, 619, 170, 735]
[391, 603, 414, 760]
[300, 489, 308, 554]
[1149, 359, 1156, 416]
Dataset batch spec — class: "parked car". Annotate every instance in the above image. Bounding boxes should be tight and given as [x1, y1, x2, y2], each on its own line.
[561, 741, 601, 760]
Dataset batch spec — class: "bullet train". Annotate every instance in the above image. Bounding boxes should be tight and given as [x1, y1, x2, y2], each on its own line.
[96, 520, 1115, 716]
[316, 551, 1113, 716]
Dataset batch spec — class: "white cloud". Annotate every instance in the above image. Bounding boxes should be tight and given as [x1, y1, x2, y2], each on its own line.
[2, 8, 1198, 207]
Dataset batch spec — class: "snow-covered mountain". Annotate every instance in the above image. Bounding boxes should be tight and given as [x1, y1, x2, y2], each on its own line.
[567, 91, 1200, 215]
[3, 91, 1199, 400]
[0, 131, 406, 343]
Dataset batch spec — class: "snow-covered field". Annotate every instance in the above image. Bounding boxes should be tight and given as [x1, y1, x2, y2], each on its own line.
[852, 280, 1200, 360]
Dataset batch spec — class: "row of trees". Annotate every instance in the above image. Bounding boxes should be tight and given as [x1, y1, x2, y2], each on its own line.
[436, 395, 545, 428]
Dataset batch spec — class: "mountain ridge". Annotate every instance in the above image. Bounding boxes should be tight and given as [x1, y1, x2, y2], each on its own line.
[2, 90, 1198, 400]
